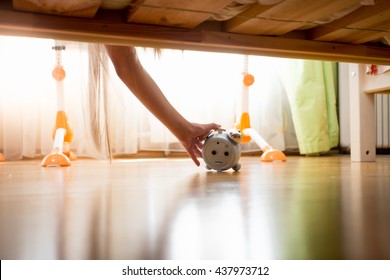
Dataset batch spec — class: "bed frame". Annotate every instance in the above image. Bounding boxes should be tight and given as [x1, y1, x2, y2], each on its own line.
[349, 64, 390, 162]
[1, 0, 390, 161]
[1, 0, 390, 64]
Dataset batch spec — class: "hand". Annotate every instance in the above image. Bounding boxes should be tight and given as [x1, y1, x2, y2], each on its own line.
[177, 122, 220, 166]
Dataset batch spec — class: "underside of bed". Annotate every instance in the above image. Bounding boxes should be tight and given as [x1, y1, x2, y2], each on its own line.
[1, 0, 390, 64]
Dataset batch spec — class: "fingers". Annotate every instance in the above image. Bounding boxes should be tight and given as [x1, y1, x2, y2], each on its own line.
[194, 137, 203, 148]
[198, 123, 221, 141]
[209, 122, 221, 128]
[188, 149, 200, 166]
[205, 123, 221, 132]
[183, 122, 221, 167]
[187, 140, 203, 167]
[194, 147, 203, 158]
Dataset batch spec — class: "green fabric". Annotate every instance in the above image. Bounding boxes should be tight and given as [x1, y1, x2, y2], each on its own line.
[284, 60, 339, 155]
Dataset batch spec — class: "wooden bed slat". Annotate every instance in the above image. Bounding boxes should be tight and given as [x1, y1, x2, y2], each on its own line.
[225, 0, 362, 35]
[311, 0, 390, 44]
[127, 0, 235, 28]
[1, 6, 390, 65]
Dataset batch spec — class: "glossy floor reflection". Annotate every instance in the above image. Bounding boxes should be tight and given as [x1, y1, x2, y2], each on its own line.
[1, 155, 390, 259]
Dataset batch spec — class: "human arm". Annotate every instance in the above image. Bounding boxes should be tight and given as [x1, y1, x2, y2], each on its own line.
[104, 44, 220, 166]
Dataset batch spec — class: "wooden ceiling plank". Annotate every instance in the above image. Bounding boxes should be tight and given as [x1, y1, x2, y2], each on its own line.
[330, 30, 389, 45]
[224, 2, 276, 34]
[311, 0, 390, 42]
[127, 0, 146, 19]
[127, 0, 235, 28]
[225, 0, 361, 35]
[312, 12, 390, 44]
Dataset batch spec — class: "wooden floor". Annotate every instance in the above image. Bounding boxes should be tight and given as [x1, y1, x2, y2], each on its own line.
[1, 155, 390, 260]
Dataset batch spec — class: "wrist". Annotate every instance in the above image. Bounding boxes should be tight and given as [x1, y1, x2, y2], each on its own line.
[170, 119, 193, 142]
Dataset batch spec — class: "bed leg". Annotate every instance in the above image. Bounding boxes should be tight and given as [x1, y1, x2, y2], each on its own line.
[349, 64, 376, 162]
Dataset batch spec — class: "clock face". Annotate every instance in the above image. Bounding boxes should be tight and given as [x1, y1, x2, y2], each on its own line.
[202, 136, 236, 171]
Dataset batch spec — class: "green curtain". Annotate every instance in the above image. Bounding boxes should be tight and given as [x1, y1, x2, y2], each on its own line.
[283, 60, 339, 155]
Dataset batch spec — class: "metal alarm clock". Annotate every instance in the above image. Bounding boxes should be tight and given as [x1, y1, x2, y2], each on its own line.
[202, 128, 241, 172]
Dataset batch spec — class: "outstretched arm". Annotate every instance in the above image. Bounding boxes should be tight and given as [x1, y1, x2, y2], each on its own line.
[105, 44, 219, 166]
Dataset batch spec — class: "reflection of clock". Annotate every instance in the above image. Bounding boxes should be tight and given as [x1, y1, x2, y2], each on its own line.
[202, 128, 241, 172]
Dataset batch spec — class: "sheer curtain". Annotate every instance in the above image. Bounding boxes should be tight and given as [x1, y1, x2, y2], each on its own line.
[0, 35, 337, 160]
[0, 37, 93, 159]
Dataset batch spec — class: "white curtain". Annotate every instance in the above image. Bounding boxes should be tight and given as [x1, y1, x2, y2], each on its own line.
[0, 35, 296, 160]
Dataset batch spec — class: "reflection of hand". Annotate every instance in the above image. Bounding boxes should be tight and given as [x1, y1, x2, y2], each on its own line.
[178, 123, 220, 166]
